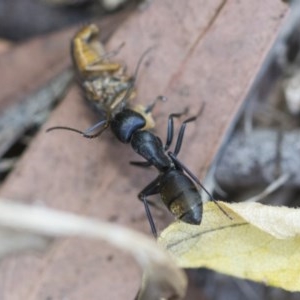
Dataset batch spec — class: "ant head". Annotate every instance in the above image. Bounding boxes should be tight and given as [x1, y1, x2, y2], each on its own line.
[119, 46, 155, 108]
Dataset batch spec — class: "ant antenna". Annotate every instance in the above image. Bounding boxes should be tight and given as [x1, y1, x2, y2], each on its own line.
[120, 46, 155, 109]
[102, 42, 125, 60]
[46, 126, 86, 135]
[46, 119, 108, 139]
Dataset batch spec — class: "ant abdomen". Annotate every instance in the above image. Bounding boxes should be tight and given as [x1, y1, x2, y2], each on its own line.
[159, 169, 203, 225]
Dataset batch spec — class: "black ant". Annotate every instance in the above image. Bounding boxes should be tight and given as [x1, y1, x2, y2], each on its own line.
[111, 104, 231, 236]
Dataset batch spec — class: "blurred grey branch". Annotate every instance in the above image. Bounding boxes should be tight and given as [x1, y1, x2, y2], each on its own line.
[0, 69, 73, 157]
[215, 130, 300, 189]
[214, 1, 300, 193]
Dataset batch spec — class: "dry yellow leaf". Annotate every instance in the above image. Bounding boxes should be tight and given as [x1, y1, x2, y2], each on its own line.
[158, 201, 300, 291]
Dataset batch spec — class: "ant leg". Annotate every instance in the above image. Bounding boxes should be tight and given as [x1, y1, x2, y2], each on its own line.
[168, 152, 213, 199]
[168, 152, 232, 219]
[102, 42, 125, 60]
[173, 116, 197, 156]
[173, 103, 206, 156]
[145, 95, 167, 113]
[138, 176, 161, 237]
[164, 107, 189, 151]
